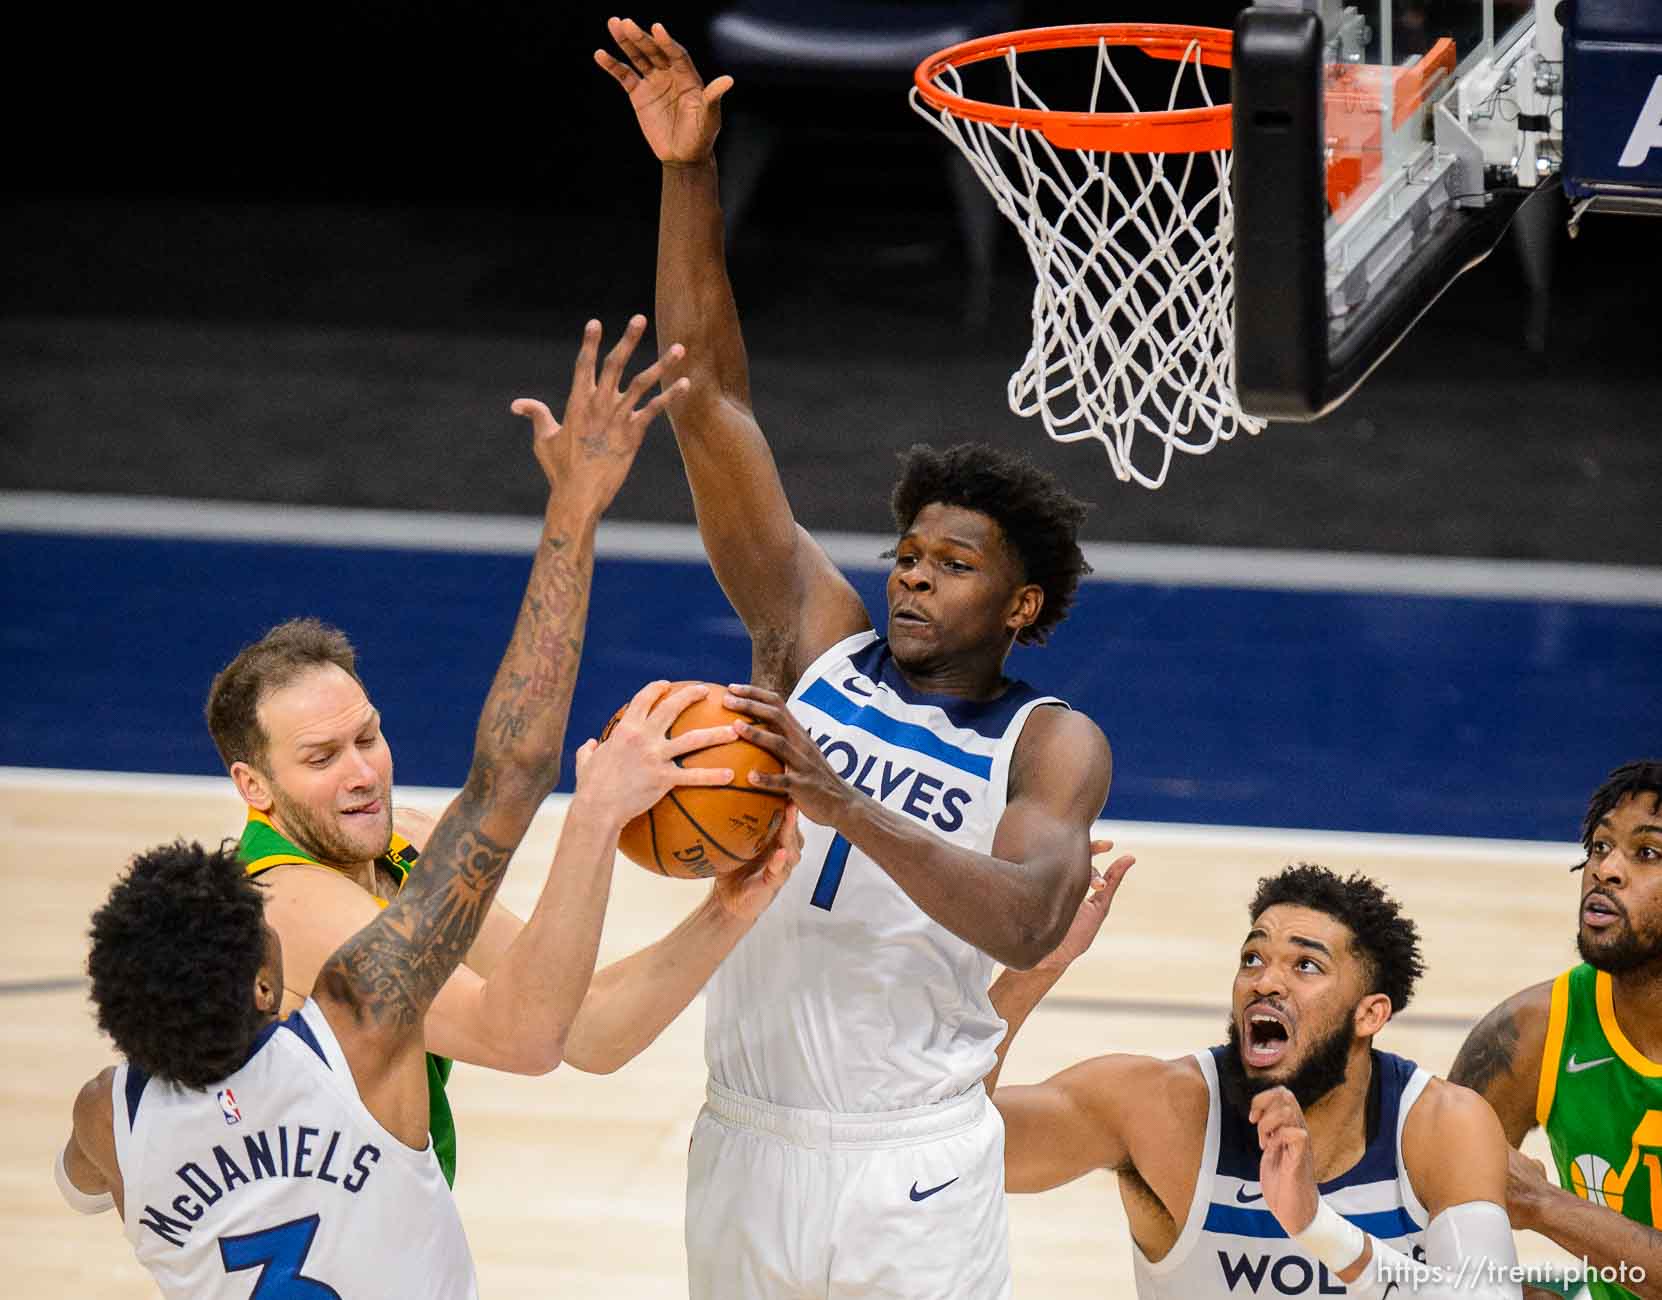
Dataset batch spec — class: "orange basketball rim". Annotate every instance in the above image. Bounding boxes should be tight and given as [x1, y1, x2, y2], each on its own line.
[911, 23, 1236, 153]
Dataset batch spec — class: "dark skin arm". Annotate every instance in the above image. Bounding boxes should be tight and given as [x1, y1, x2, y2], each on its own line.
[314, 319, 687, 1147]
[729, 687, 1112, 969]
[1509, 1152, 1662, 1299]
[1453, 981, 1662, 1297]
[598, 18, 870, 691]
[1447, 981, 1552, 1148]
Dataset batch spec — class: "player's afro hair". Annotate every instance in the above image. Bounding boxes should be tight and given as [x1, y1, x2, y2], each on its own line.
[890, 443, 1091, 646]
[1249, 863, 1425, 1015]
[87, 840, 272, 1088]
[1580, 760, 1662, 858]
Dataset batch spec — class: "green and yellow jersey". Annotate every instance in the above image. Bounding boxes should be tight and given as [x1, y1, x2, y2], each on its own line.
[238, 810, 458, 1188]
[1538, 962, 1662, 1300]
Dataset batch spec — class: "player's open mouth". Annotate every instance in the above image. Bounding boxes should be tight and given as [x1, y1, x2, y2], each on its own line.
[1243, 1005, 1291, 1068]
[1583, 893, 1622, 930]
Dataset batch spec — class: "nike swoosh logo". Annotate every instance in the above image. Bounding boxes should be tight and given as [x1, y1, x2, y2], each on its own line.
[909, 1177, 959, 1202]
[1567, 1054, 1616, 1073]
[1235, 1186, 1265, 1203]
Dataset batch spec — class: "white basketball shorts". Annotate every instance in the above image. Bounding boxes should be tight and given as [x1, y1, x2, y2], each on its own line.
[685, 1078, 1012, 1300]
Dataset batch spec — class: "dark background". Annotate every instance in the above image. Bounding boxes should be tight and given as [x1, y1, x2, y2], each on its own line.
[4, 0, 1659, 557]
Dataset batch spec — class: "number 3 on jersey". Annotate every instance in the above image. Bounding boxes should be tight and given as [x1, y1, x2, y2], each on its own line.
[219, 1215, 341, 1298]
[810, 834, 852, 910]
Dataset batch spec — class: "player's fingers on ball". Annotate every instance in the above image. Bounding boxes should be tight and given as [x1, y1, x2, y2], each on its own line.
[666, 723, 738, 756]
[748, 768, 787, 790]
[734, 720, 786, 756]
[649, 680, 708, 724]
[626, 678, 674, 723]
[679, 765, 736, 787]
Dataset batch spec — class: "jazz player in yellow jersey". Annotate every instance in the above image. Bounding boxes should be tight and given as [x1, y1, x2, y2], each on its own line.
[197, 319, 803, 1189]
[1450, 761, 1662, 1300]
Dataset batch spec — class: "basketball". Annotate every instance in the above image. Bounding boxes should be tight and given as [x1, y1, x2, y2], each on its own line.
[601, 681, 788, 878]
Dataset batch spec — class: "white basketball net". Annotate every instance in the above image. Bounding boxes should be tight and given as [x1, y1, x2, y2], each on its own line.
[911, 38, 1266, 490]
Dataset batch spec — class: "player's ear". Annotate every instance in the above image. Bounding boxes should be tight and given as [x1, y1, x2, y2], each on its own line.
[231, 761, 275, 813]
[1353, 991, 1392, 1040]
[1006, 583, 1043, 635]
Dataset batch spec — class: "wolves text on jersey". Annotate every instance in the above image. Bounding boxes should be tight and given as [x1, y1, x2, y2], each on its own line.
[808, 730, 973, 833]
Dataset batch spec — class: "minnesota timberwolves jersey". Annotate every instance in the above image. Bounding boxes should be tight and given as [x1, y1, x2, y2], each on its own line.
[1133, 1048, 1431, 1299]
[112, 1000, 477, 1299]
[705, 630, 1067, 1113]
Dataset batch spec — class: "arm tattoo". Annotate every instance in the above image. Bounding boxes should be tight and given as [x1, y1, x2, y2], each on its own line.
[316, 508, 600, 1031]
[1449, 1003, 1520, 1096]
[317, 776, 513, 1028]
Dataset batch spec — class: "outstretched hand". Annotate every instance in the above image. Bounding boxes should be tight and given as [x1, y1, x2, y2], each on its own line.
[511, 315, 687, 520]
[1032, 840, 1135, 973]
[595, 18, 733, 164]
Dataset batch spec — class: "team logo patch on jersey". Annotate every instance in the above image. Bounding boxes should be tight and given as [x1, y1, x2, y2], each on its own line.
[216, 1087, 242, 1126]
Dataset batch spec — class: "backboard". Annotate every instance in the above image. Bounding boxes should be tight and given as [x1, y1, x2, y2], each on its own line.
[1232, 0, 1662, 419]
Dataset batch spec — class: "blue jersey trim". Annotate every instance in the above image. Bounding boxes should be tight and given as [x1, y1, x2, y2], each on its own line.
[846, 638, 1058, 738]
[1203, 1202, 1421, 1241]
[280, 1011, 331, 1068]
[123, 1063, 150, 1126]
[798, 678, 994, 779]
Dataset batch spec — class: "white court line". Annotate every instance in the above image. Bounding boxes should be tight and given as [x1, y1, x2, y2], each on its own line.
[0, 767, 1579, 861]
[4, 491, 1660, 604]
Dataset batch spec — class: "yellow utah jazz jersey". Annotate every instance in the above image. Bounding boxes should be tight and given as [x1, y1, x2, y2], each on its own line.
[238, 811, 457, 1188]
[1538, 963, 1662, 1300]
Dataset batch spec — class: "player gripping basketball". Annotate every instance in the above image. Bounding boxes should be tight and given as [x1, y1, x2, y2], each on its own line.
[599, 20, 1112, 1299]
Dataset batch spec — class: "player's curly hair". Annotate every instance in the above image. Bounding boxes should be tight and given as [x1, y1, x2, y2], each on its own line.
[1249, 863, 1425, 1014]
[890, 443, 1092, 646]
[206, 618, 363, 771]
[1580, 760, 1662, 857]
[87, 840, 272, 1088]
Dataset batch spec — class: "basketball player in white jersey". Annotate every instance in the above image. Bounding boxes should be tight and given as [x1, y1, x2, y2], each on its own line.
[599, 21, 1112, 1298]
[51, 320, 751, 1295]
[990, 863, 1525, 1299]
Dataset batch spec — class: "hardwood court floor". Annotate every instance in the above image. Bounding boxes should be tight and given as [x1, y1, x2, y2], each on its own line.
[2, 769, 1582, 1296]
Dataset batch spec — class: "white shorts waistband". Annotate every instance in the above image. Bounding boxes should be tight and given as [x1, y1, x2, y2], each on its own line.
[703, 1079, 987, 1151]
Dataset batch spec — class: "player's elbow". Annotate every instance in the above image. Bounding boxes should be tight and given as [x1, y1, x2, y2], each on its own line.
[504, 1040, 567, 1077]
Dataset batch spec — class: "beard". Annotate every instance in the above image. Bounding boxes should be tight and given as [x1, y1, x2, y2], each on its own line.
[1218, 1011, 1356, 1119]
[1578, 907, 1662, 974]
[268, 780, 391, 867]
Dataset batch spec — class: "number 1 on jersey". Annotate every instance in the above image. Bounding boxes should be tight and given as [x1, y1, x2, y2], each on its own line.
[810, 834, 852, 910]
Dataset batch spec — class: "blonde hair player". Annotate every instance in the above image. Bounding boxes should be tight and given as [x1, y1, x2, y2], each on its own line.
[599, 19, 1113, 1300]
[52, 321, 768, 1297]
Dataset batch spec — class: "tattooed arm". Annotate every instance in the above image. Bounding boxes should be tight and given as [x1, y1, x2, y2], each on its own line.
[1447, 981, 1553, 1148]
[313, 317, 688, 1148]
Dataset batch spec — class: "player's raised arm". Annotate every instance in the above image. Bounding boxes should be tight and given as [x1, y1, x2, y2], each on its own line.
[313, 317, 687, 1144]
[597, 18, 869, 687]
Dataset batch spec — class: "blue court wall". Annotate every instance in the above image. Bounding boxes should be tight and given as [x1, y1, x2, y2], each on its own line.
[3, 531, 1659, 842]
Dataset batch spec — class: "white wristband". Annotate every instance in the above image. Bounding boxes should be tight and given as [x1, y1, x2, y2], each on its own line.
[54, 1144, 114, 1215]
[1293, 1200, 1367, 1274]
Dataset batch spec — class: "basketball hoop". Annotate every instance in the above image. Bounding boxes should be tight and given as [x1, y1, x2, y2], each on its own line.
[912, 24, 1266, 490]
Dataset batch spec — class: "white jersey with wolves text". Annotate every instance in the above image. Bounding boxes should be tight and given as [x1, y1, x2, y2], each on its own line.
[1133, 1047, 1431, 1300]
[112, 999, 477, 1299]
[704, 630, 1066, 1112]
